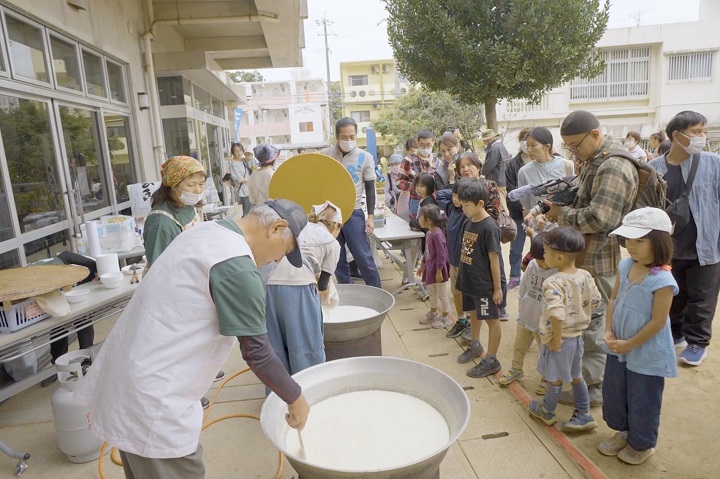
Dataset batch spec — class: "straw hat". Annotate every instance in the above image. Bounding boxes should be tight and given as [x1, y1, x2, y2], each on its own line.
[480, 129, 500, 141]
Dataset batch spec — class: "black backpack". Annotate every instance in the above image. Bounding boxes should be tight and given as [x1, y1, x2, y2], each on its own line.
[599, 149, 667, 210]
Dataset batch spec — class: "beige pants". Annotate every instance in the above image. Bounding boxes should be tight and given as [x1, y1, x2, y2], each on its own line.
[427, 282, 450, 314]
[120, 444, 205, 479]
[511, 323, 541, 372]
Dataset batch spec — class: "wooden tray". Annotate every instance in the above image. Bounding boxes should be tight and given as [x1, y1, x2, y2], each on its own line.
[0, 265, 90, 305]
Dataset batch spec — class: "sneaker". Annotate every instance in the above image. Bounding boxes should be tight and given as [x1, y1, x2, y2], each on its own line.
[673, 336, 688, 350]
[446, 320, 467, 338]
[499, 307, 510, 321]
[201, 397, 210, 410]
[617, 445, 655, 465]
[466, 358, 501, 378]
[461, 325, 472, 341]
[498, 368, 524, 386]
[558, 384, 603, 407]
[679, 344, 707, 366]
[214, 370, 226, 382]
[507, 277, 520, 291]
[419, 311, 439, 325]
[561, 411, 598, 432]
[529, 400, 557, 426]
[598, 432, 628, 457]
[535, 380, 549, 396]
[431, 315, 453, 329]
[458, 342, 485, 364]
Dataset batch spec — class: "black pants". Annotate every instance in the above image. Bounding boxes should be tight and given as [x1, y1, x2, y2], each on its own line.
[670, 258, 720, 347]
[50, 324, 94, 363]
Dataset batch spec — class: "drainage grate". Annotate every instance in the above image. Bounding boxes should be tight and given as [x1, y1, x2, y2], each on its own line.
[482, 432, 509, 440]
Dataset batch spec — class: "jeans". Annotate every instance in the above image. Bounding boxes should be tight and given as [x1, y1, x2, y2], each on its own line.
[508, 218, 526, 279]
[670, 259, 720, 347]
[265, 284, 325, 375]
[335, 209, 381, 288]
[602, 354, 665, 451]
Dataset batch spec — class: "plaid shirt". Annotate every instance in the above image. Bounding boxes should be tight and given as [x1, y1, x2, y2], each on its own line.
[558, 136, 638, 277]
[396, 154, 436, 201]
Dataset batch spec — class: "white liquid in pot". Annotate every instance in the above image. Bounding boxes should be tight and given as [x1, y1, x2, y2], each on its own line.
[284, 390, 450, 471]
[324, 305, 378, 323]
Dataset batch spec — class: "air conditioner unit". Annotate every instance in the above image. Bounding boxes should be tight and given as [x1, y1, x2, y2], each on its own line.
[371, 66, 379, 74]
[382, 65, 389, 73]
[372, 104, 380, 109]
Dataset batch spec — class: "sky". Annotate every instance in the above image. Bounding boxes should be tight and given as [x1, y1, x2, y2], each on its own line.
[256, 0, 702, 82]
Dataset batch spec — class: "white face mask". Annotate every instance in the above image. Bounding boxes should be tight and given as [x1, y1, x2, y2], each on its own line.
[178, 190, 204, 206]
[338, 140, 356, 152]
[418, 147, 432, 157]
[679, 132, 706, 155]
[624, 140, 636, 149]
[390, 164, 401, 174]
[519, 141, 528, 153]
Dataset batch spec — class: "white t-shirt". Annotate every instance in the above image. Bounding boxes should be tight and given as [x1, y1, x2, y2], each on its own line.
[517, 260, 557, 331]
[249, 167, 274, 205]
[320, 145, 376, 210]
[267, 222, 340, 285]
[627, 146, 648, 162]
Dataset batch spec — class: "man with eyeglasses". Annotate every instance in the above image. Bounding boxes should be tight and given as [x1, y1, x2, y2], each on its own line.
[544, 110, 639, 407]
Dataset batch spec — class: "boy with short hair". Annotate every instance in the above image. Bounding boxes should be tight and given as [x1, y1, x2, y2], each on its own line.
[456, 179, 506, 378]
[529, 227, 602, 432]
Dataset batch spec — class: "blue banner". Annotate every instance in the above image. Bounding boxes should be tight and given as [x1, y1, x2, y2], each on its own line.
[233, 107, 244, 142]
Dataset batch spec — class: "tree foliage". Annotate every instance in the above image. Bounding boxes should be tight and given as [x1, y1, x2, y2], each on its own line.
[372, 88, 484, 147]
[227, 70, 266, 83]
[328, 81, 344, 127]
[385, 0, 610, 130]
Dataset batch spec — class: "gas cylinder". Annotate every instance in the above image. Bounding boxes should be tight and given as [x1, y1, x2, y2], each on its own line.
[50, 349, 105, 464]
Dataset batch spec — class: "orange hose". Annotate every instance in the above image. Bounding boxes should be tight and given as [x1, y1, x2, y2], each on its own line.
[98, 366, 286, 479]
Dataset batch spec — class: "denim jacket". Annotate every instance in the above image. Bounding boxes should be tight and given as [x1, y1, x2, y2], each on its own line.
[649, 151, 720, 266]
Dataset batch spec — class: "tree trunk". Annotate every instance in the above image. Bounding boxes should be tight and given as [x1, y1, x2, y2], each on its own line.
[484, 98, 497, 132]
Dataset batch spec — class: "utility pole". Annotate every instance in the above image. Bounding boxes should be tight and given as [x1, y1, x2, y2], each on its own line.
[316, 14, 335, 137]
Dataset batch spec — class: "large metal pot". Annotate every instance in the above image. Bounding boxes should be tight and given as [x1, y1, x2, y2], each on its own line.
[323, 284, 395, 343]
[260, 357, 471, 479]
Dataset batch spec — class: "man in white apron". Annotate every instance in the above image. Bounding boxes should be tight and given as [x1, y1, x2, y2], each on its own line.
[75, 199, 310, 479]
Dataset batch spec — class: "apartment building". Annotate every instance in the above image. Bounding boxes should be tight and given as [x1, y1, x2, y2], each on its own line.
[495, 0, 720, 154]
[235, 75, 329, 159]
[339, 59, 411, 156]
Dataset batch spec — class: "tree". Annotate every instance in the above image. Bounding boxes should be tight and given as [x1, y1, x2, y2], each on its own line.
[372, 88, 484, 147]
[227, 70, 266, 83]
[328, 81, 344, 128]
[385, 0, 610, 131]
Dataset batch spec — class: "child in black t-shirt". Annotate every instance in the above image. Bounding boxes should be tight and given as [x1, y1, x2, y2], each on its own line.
[456, 179, 506, 378]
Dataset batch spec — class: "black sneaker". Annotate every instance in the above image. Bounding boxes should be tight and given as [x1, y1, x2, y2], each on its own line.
[499, 307, 510, 322]
[466, 358, 501, 378]
[214, 370, 226, 382]
[201, 397, 210, 409]
[446, 320, 468, 338]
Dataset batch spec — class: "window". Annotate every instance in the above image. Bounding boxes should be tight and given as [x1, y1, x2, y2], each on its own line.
[570, 47, 650, 101]
[106, 60, 126, 103]
[349, 75, 368, 86]
[194, 86, 212, 114]
[351, 110, 371, 122]
[50, 35, 82, 91]
[0, 96, 65, 235]
[299, 122, 314, 133]
[162, 118, 191, 157]
[668, 51, 714, 82]
[5, 15, 49, 83]
[157, 76, 186, 106]
[104, 114, 138, 204]
[82, 49, 106, 97]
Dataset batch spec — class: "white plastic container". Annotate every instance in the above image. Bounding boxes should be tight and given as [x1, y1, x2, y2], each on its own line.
[51, 349, 108, 463]
[100, 272, 123, 289]
[62, 289, 90, 304]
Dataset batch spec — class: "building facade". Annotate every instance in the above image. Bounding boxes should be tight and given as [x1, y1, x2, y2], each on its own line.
[495, 0, 720, 155]
[235, 75, 329, 159]
[0, 0, 306, 269]
[339, 59, 411, 156]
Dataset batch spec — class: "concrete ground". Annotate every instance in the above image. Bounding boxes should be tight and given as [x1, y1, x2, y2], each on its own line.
[0, 247, 718, 478]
